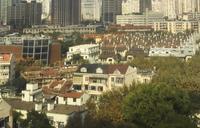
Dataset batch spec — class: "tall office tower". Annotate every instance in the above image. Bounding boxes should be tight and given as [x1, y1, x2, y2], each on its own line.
[152, 0, 162, 13]
[122, 0, 140, 14]
[22, 37, 51, 65]
[140, 0, 152, 13]
[41, 0, 51, 20]
[7, 0, 42, 28]
[51, 0, 81, 26]
[162, 0, 176, 19]
[81, 0, 102, 22]
[102, 0, 122, 24]
[0, 0, 12, 25]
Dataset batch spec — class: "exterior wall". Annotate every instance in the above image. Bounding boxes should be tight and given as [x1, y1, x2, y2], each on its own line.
[22, 37, 51, 65]
[23, 26, 97, 34]
[22, 91, 34, 102]
[46, 113, 69, 128]
[22, 83, 42, 102]
[81, 0, 102, 21]
[73, 66, 145, 95]
[122, 0, 139, 14]
[0, 99, 13, 128]
[15, 109, 28, 120]
[51, 0, 81, 26]
[154, 21, 200, 33]
[67, 98, 82, 106]
[116, 12, 164, 26]
[0, 54, 15, 86]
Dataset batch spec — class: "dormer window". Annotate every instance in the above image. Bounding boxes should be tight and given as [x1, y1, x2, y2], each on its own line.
[80, 67, 87, 73]
[96, 67, 103, 74]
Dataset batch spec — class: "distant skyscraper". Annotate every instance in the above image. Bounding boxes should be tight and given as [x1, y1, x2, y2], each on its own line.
[51, 0, 81, 26]
[152, 0, 162, 13]
[102, 0, 122, 24]
[81, 0, 102, 21]
[140, 0, 152, 13]
[7, 0, 42, 28]
[122, 0, 140, 14]
[0, 0, 12, 25]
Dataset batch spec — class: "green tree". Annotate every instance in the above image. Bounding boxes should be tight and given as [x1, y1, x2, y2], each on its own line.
[123, 83, 197, 128]
[86, 86, 137, 127]
[21, 110, 53, 128]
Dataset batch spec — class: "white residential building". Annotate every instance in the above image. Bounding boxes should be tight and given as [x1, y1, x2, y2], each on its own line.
[57, 92, 90, 106]
[154, 20, 200, 33]
[0, 53, 15, 85]
[122, 0, 140, 14]
[6, 98, 84, 128]
[81, 0, 102, 21]
[116, 11, 164, 26]
[67, 44, 100, 63]
[22, 83, 42, 102]
[73, 64, 153, 95]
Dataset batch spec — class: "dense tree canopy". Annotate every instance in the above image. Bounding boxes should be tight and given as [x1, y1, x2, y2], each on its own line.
[21, 110, 53, 128]
[123, 83, 197, 128]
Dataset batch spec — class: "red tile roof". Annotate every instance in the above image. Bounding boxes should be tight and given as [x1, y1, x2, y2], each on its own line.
[60, 92, 84, 98]
[106, 64, 129, 74]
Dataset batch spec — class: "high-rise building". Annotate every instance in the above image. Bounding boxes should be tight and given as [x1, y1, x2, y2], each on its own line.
[102, 0, 122, 24]
[162, 0, 176, 19]
[122, 0, 140, 14]
[152, 0, 162, 13]
[0, 0, 12, 25]
[51, 0, 81, 26]
[22, 36, 51, 65]
[81, 0, 102, 21]
[140, 0, 152, 13]
[7, 0, 42, 28]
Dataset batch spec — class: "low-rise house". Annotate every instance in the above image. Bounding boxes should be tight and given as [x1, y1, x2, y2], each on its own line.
[5, 98, 84, 128]
[0, 53, 15, 85]
[22, 66, 78, 85]
[22, 83, 42, 102]
[67, 44, 100, 63]
[72, 64, 153, 95]
[5, 79, 87, 128]
[43, 79, 90, 106]
[0, 98, 13, 128]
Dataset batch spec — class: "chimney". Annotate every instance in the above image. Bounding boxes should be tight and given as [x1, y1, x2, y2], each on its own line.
[35, 103, 42, 111]
[47, 103, 55, 111]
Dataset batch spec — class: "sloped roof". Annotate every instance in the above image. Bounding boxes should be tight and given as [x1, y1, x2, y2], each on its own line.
[77, 64, 130, 74]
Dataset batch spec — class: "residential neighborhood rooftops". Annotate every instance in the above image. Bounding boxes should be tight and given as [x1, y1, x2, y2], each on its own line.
[5, 98, 83, 115]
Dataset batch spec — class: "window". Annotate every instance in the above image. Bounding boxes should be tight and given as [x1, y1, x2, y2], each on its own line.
[73, 98, 76, 102]
[80, 67, 87, 73]
[73, 85, 82, 90]
[96, 68, 103, 74]
[85, 85, 88, 90]
[98, 86, 103, 92]
[111, 77, 115, 82]
[91, 86, 96, 91]
[116, 78, 124, 84]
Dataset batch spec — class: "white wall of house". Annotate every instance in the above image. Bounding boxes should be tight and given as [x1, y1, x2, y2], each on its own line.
[22, 83, 42, 102]
[46, 113, 69, 128]
[22, 91, 34, 102]
[15, 109, 28, 120]
[57, 97, 66, 105]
